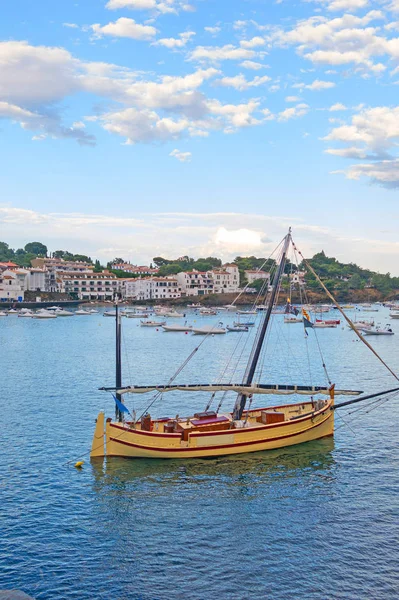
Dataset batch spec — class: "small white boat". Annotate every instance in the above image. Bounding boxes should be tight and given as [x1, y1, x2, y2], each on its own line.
[224, 304, 237, 311]
[7, 309, 18, 314]
[103, 311, 118, 317]
[0, 311, 8, 317]
[55, 309, 75, 316]
[140, 320, 166, 327]
[234, 320, 255, 327]
[18, 309, 34, 318]
[313, 321, 337, 329]
[187, 303, 201, 308]
[236, 309, 257, 315]
[199, 308, 217, 315]
[162, 323, 193, 332]
[284, 317, 302, 324]
[227, 325, 249, 332]
[32, 310, 57, 319]
[389, 312, 399, 319]
[47, 306, 60, 311]
[126, 312, 149, 318]
[362, 307, 379, 312]
[164, 311, 184, 318]
[192, 325, 226, 335]
[75, 309, 91, 316]
[90, 309, 99, 314]
[363, 325, 394, 336]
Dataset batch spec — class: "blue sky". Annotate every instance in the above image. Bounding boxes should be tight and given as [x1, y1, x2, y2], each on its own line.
[1, 0, 399, 272]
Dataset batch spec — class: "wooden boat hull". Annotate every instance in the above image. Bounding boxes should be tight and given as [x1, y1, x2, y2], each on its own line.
[91, 401, 334, 459]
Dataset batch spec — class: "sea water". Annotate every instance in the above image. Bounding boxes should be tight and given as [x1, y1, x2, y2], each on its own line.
[1, 308, 398, 599]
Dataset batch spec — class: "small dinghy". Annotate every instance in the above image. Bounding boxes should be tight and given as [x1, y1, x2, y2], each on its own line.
[227, 325, 249, 332]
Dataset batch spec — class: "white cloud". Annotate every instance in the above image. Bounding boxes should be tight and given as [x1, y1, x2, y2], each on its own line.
[311, 0, 369, 11]
[170, 148, 192, 162]
[329, 102, 347, 110]
[204, 26, 221, 35]
[294, 79, 336, 91]
[239, 60, 267, 70]
[216, 74, 271, 91]
[63, 23, 79, 29]
[155, 31, 195, 48]
[91, 18, 157, 40]
[343, 159, 399, 187]
[325, 105, 399, 187]
[189, 44, 256, 63]
[271, 10, 395, 74]
[285, 95, 301, 102]
[105, 0, 191, 14]
[239, 36, 266, 49]
[278, 103, 309, 121]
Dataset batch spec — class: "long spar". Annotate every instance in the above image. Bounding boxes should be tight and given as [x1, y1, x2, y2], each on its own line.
[293, 242, 399, 383]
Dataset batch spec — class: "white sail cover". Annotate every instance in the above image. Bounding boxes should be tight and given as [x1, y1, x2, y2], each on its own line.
[107, 383, 361, 396]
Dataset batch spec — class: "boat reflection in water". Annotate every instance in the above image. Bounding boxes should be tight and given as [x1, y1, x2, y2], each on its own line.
[90, 436, 336, 491]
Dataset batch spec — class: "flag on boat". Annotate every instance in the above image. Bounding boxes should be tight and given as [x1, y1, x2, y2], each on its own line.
[285, 299, 299, 315]
[113, 394, 130, 414]
[302, 308, 314, 330]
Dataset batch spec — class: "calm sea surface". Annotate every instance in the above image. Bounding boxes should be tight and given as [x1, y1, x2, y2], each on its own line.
[1, 307, 399, 599]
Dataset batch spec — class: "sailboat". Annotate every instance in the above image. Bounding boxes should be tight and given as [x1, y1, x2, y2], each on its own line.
[91, 230, 399, 460]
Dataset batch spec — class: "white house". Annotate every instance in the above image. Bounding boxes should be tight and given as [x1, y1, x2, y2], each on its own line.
[211, 264, 240, 294]
[58, 271, 118, 300]
[176, 271, 214, 296]
[122, 277, 181, 300]
[0, 270, 25, 301]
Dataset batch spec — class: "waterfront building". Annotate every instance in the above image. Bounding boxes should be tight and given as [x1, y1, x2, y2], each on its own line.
[0, 270, 24, 301]
[210, 264, 240, 294]
[58, 271, 118, 300]
[122, 277, 181, 300]
[176, 271, 214, 296]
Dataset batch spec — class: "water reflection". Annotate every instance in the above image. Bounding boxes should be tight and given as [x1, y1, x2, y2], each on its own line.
[91, 437, 336, 491]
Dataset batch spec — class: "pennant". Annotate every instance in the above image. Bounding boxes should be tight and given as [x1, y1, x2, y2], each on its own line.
[303, 316, 314, 329]
[113, 394, 130, 414]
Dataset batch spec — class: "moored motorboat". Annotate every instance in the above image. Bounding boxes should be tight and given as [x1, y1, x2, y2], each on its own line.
[55, 309, 74, 316]
[0, 310, 9, 316]
[75, 309, 91, 316]
[162, 323, 193, 332]
[284, 316, 302, 323]
[227, 325, 249, 332]
[32, 309, 57, 319]
[363, 325, 394, 336]
[140, 320, 166, 327]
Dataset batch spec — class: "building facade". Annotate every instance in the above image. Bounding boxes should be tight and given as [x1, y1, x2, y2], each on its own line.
[58, 271, 118, 300]
[244, 270, 271, 285]
[0, 270, 24, 301]
[122, 277, 181, 300]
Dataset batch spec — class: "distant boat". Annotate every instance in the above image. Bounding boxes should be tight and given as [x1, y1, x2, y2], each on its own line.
[0, 311, 8, 317]
[284, 316, 302, 324]
[237, 309, 257, 315]
[313, 321, 337, 329]
[32, 310, 57, 319]
[18, 309, 34, 318]
[199, 308, 217, 315]
[126, 312, 149, 318]
[187, 303, 201, 308]
[164, 311, 185, 318]
[363, 325, 394, 336]
[227, 325, 249, 332]
[234, 320, 255, 327]
[75, 309, 92, 316]
[140, 320, 166, 327]
[192, 325, 226, 335]
[55, 309, 74, 317]
[162, 323, 193, 332]
[389, 312, 399, 319]
[7, 309, 18, 314]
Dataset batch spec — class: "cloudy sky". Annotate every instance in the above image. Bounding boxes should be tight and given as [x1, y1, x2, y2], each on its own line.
[1, 0, 399, 272]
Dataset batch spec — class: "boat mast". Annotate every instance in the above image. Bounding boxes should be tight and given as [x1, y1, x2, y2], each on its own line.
[233, 229, 291, 420]
[115, 300, 123, 422]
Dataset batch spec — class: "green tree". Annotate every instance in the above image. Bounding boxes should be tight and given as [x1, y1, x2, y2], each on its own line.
[24, 242, 47, 256]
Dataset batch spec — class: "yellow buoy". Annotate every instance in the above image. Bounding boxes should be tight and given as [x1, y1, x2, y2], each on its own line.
[74, 461, 84, 469]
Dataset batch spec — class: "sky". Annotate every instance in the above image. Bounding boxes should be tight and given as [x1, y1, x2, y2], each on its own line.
[1, 0, 399, 273]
